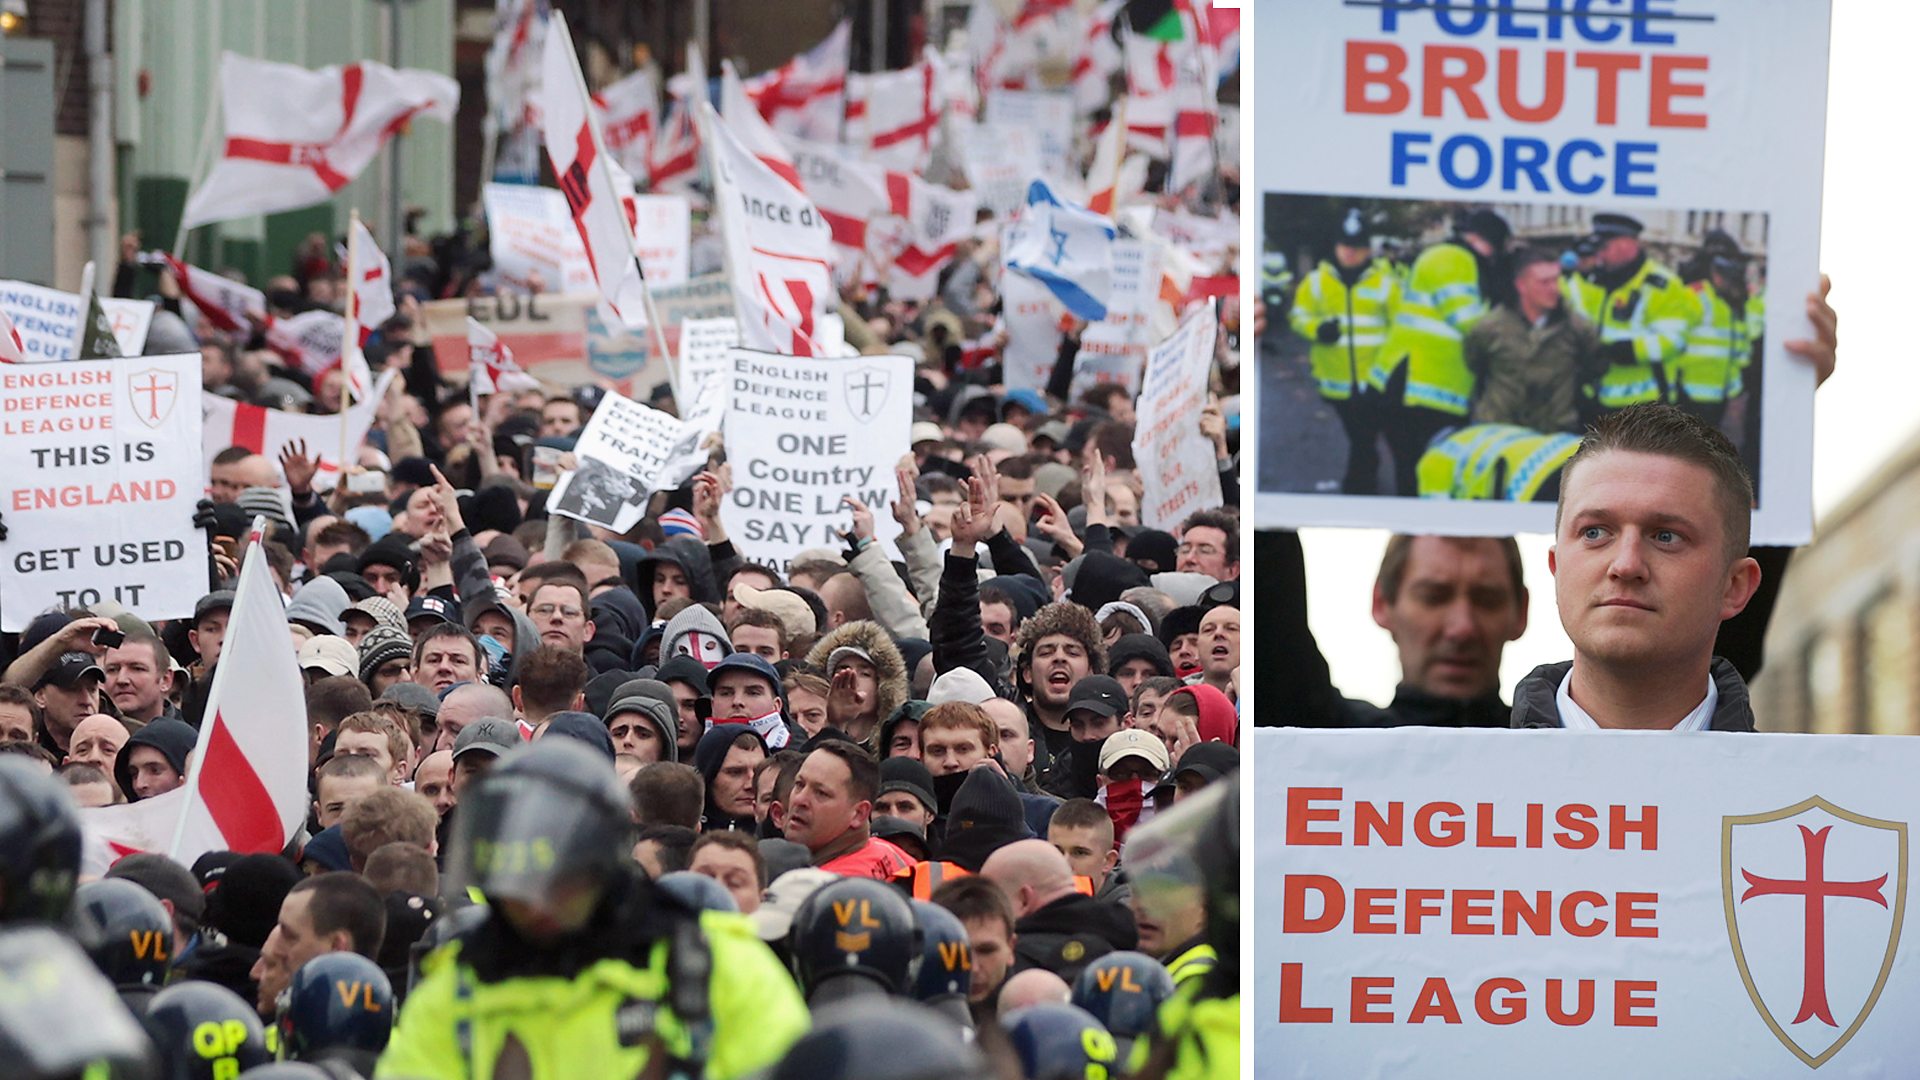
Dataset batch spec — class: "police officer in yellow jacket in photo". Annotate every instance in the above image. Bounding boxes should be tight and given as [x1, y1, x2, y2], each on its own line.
[1562, 213, 1702, 426]
[1370, 209, 1510, 497]
[1290, 208, 1401, 494]
[376, 739, 809, 1080]
[1673, 246, 1755, 430]
[1416, 424, 1582, 504]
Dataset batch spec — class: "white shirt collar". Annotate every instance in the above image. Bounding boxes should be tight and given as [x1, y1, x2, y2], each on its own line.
[1557, 671, 1717, 732]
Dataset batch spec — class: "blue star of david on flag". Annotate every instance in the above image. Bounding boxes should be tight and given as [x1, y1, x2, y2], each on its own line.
[1003, 179, 1116, 321]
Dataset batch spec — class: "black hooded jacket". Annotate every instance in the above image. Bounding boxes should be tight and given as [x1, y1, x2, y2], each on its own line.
[1011, 892, 1139, 983]
[935, 766, 1032, 872]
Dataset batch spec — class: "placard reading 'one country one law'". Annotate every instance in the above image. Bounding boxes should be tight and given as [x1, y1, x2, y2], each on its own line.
[720, 349, 911, 574]
[1256, 727, 1920, 1075]
[0, 355, 204, 630]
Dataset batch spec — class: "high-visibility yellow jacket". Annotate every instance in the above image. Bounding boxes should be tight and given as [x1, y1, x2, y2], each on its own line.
[375, 910, 807, 1080]
[1126, 983, 1238, 1080]
[1165, 940, 1219, 987]
[1289, 259, 1400, 401]
[1370, 242, 1487, 416]
[1417, 424, 1582, 503]
[1673, 280, 1752, 404]
[1562, 256, 1701, 409]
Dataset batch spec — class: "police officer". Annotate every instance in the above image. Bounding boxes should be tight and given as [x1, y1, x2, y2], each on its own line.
[1415, 424, 1583, 504]
[1372, 208, 1511, 496]
[1001, 1002, 1119, 1080]
[71, 878, 176, 1018]
[1673, 242, 1754, 429]
[145, 981, 274, 1080]
[908, 900, 973, 1031]
[281, 952, 393, 1073]
[378, 739, 807, 1079]
[788, 877, 918, 1010]
[1290, 207, 1402, 494]
[1072, 951, 1176, 1064]
[1563, 212, 1703, 425]
[1124, 776, 1237, 1080]
[771, 999, 985, 1080]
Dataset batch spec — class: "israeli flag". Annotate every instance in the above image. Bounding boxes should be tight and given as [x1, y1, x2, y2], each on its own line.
[1003, 179, 1118, 321]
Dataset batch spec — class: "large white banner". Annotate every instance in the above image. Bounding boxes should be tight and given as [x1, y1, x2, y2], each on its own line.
[0, 355, 204, 630]
[1257, 727, 1920, 1075]
[0, 281, 152, 361]
[720, 349, 912, 573]
[1133, 307, 1222, 529]
[1254, 0, 1828, 543]
[1070, 238, 1158, 399]
[548, 391, 709, 533]
[483, 183, 598, 294]
[1001, 272, 1070, 395]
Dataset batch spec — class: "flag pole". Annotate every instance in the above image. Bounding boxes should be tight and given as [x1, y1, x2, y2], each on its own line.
[342, 209, 360, 476]
[173, 91, 223, 259]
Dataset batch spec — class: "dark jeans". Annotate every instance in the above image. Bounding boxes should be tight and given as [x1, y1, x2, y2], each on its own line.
[1331, 392, 1384, 496]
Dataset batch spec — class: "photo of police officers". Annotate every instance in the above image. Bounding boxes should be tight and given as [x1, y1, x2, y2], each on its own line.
[1258, 196, 1768, 503]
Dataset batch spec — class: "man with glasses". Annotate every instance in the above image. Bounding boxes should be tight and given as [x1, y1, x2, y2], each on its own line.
[1175, 510, 1239, 581]
[530, 580, 596, 656]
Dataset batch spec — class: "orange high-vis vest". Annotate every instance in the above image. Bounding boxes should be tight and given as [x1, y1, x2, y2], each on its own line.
[897, 861, 1093, 900]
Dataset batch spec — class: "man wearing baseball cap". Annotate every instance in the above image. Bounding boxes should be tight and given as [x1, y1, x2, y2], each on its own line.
[1045, 674, 1130, 799]
[450, 717, 520, 797]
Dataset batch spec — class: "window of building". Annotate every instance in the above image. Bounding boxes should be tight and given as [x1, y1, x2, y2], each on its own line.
[1861, 593, 1913, 735]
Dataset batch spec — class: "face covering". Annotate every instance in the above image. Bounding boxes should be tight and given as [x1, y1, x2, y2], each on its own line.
[677, 631, 727, 670]
[932, 770, 970, 817]
[745, 709, 790, 749]
[1064, 739, 1104, 799]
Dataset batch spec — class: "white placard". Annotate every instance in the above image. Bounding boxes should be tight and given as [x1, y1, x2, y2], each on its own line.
[548, 391, 708, 533]
[675, 316, 740, 408]
[0, 282, 153, 361]
[630, 193, 692, 287]
[720, 349, 912, 572]
[0, 355, 205, 629]
[985, 89, 1076, 183]
[1133, 307, 1223, 529]
[482, 183, 598, 294]
[1258, 726, 1920, 1075]
[1001, 272, 1069, 394]
[1254, 0, 1828, 543]
[1068, 238, 1157, 400]
[961, 122, 1044, 219]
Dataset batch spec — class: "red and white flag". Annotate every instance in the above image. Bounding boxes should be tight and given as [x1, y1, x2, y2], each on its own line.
[202, 369, 396, 493]
[787, 140, 891, 274]
[702, 102, 834, 357]
[264, 309, 345, 381]
[0, 307, 25, 364]
[1121, 32, 1175, 156]
[484, 0, 547, 136]
[182, 53, 459, 229]
[720, 60, 802, 191]
[847, 49, 945, 174]
[882, 173, 979, 302]
[1072, 0, 1125, 116]
[1086, 110, 1147, 218]
[467, 317, 541, 410]
[744, 20, 849, 144]
[342, 219, 391, 403]
[649, 43, 708, 194]
[80, 518, 311, 875]
[594, 68, 659, 184]
[542, 11, 650, 328]
[163, 255, 268, 335]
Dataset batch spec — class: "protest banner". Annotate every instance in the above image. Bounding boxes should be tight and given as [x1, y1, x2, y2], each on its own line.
[1133, 307, 1223, 529]
[720, 349, 912, 573]
[1257, 726, 1920, 1074]
[422, 289, 681, 396]
[631, 193, 692, 286]
[961, 122, 1044, 219]
[549, 391, 708, 533]
[703, 102, 836, 357]
[1001, 273, 1070, 395]
[1254, 0, 1829, 542]
[0, 281, 153, 361]
[675, 316, 739, 408]
[0, 354, 203, 630]
[986, 89, 1077, 183]
[483, 183, 598, 294]
[1069, 237, 1157, 400]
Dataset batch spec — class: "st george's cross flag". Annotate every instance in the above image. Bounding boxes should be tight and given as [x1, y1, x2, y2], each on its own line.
[342, 218, 392, 403]
[467, 317, 542, 411]
[743, 19, 849, 145]
[1003, 178, 1117, 321]
[163, 256, 269, 335]
[202, 369, 397, 493]
[0, 307, 25, 364]
[702, 102, 835, 357]
[181, 54, 458, 229]
[79, 518, 311, 875]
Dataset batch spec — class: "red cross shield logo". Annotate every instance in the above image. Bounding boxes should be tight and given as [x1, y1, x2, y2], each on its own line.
[126, 368, 179, 429]
[1723, 796, 1908, 1068]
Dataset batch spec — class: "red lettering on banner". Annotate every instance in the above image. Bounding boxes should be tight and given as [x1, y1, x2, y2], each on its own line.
[1451, 890, 1495, 935]
[1650, 56, 1709, 128]
[1408, 978, 1461, 1024]
[1547, 979, 1595, 1026]
[1283, 875, 1344, 933]
[1475, 802, 1516, 848]
[1617, 892, 1659, 938]
[1286, 787, 1342, 845]
[1405, 889, 1445, 935]
[1475, 978, 1527, 1025]
[1355, 801, 1402, 846]
[1560, 891, 1608, 938]
[1423, 45, 1489, 119]
[1502, 891, 1550, 936]
[1346, 42, 1410, 114]
[1497, 47, 1564, 122]
[1615, 981, 1659, 1027]
[1352, 978, 1395, 1023]
[1279, 963, 1332, 1023]
[1573, 52, 1640, 124]
[1556, 803, 1599, 848]
[1353, 889, 1395, 934]
[1414, 802, 1465, 846]
[1610, 804, 1658, 850]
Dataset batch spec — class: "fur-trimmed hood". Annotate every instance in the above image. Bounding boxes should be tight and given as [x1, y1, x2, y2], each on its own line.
[804, 619, 910, 748]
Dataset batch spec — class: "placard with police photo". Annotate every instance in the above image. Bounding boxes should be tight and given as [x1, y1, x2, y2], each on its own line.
[1251, 0, 1830, 543]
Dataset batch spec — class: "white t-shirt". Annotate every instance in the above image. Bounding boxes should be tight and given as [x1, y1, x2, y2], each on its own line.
[1556, 672, 1717, 732]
